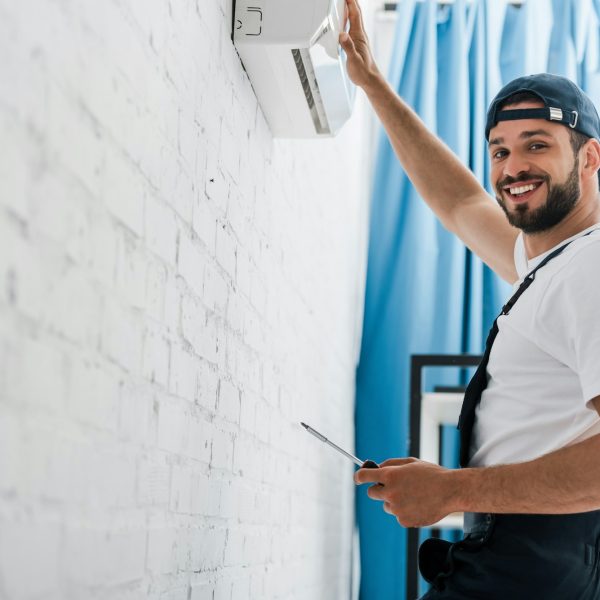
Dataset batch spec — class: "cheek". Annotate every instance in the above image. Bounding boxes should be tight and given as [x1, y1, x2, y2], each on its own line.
[490, 166, 502, 191]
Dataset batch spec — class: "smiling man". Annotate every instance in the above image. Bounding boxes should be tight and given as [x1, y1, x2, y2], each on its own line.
[341, 0, 600, 598]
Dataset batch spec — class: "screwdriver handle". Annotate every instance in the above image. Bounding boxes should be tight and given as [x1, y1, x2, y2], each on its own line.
[361, 459, 379, 469]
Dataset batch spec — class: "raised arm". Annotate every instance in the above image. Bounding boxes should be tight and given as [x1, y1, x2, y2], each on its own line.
[340, 0, 519, 283]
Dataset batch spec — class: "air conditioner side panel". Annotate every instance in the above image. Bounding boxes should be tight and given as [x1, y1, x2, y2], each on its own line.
[237, 44, 318, 138]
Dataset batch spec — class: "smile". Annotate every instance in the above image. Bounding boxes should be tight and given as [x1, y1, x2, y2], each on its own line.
[502, 180, 544, 202]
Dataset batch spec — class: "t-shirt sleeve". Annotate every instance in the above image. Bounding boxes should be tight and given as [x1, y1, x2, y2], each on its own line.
[534, 242, 600, 409]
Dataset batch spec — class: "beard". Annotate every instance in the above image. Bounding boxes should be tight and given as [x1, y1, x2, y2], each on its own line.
[495, 157, 580, 234]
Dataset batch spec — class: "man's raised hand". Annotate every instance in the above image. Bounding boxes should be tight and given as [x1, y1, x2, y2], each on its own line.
[339, 0, 382, 90]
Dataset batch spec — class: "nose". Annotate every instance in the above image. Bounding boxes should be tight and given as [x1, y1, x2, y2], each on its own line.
[502, 151, 531, 180]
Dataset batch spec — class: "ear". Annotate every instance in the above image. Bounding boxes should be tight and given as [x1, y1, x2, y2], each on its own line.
[581, 138, 600, 184]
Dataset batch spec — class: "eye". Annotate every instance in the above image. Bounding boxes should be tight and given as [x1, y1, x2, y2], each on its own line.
[491, 149, 508, 160]
[529, 142, 547, 151]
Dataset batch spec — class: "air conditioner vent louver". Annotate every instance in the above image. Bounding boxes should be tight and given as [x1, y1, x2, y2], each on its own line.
[291, 49, 330, 135]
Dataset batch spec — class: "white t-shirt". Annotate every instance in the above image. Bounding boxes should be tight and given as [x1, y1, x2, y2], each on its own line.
[469, 224, 600, 468]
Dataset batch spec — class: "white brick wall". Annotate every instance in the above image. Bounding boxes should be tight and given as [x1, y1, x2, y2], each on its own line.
[0, 0, 371, 598]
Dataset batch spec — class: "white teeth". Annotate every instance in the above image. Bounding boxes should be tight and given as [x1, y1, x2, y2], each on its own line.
[508, 183, 538, 195]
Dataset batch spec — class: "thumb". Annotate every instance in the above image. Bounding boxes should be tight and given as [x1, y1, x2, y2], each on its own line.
[378, 457, 418, 468]
[339, 32, 357, 57]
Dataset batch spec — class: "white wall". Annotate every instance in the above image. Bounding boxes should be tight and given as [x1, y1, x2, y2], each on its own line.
[0, 0, 371, 599]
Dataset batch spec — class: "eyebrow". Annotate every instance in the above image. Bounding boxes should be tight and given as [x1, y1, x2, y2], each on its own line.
[488, 129, 554, 147]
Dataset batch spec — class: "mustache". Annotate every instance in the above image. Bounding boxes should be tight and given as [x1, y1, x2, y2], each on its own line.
[497, 173, 549, 189]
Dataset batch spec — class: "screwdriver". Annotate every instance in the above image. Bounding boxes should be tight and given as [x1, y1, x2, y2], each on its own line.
[301, 422, 379, 469]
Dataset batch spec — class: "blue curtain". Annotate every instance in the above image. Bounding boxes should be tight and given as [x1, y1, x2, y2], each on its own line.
[355, 1, 600, 599]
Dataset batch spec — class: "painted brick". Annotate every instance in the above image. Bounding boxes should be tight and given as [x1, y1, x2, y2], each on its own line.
[180, 292, 208, 355]
[0, 118, 31, 224]
[0, 517, 61, 599]
[169, 465, 193, 514]
[118, 382, 153, 445]
[190, 526, 226, 572]
[0, 411, 20, 494]
[87, 448, 137, 508]
[204, 152, 228, 209]
[196, 359, 219, 411]
[192, 195, 217, 252]
[213, 580, 233, 600]
[190, 472, 221, 516]
[215, 223, 236, 280]
[203, 261, 229, 316]
[217, 378, 240, 424]
[69, 357, 120, 431]
[224, 528, 245, 567]
[145, 195, 178, 266]
[163, 160, 194, 224]
[189, 582, 213, 600]
[157, 399, 188, 455]
[217, 478, 245, 521]
[225, 290, 243, 333]
[88, 211, 119, 288]
[186, 415, 212, 463]
[178, 232, 204, 296]
[2, 226, 52, 322]
[30, 171, 91, 265]
[43, 264, 102, 346]
[65, 526, 146, 586]
[145, 258, 167, 321]
[232, 436, 262, 481]
[146, 526, 177, 575]
[101, 298, 143, 373]
[115, 229, 148, 309]
[169, 342, 198, 402]
[163, 271, 181, 332]
[142, 322, 170, 387]
[239, 390, 257, 433]
[103, 152, 145, 238]
[254, 399, 271, 444]
[210, 428, 234, 471]
[4, 335, 68, 412]
[235, 248, 252, 299]
[137, 453, 170, 506]
[219, 122, 240, 181]
[226, 188, 249, 242]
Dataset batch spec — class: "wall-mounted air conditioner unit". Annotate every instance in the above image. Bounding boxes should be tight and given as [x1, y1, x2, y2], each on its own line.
[233, 0, 356, 138]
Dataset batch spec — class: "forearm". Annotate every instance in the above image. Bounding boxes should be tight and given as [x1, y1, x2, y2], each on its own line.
[362, 73, 485, 231]
[455, 433, 600, 514]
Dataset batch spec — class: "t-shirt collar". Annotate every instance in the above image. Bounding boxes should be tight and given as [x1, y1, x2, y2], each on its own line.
[514, 223, 600, 278]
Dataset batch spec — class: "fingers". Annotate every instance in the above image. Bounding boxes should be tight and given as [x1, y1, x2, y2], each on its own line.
[344, 0, 368, 46]
[345, 0, 365, 31]
[367, 483, 385, 501]
[354, 466, 385, 485]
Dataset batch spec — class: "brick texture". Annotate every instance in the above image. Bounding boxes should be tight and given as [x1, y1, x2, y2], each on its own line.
[0, 0, 371, 598]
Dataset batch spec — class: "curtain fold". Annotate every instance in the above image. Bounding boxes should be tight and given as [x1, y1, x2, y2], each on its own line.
[356, 1, 600, 599]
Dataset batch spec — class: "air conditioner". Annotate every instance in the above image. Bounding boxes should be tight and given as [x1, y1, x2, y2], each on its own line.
[233, 0, 356, 138]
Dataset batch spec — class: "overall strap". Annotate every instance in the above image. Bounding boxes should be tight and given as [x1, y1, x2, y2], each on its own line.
[457, 230, 596, 467]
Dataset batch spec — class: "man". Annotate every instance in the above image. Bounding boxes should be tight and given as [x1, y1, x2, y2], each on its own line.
[341, 0, 600, 598]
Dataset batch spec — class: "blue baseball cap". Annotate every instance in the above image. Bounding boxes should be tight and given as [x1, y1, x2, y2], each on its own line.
[485, 73, 600, 141]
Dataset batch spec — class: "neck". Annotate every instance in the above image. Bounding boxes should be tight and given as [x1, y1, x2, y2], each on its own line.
[523, 193, 600, 258]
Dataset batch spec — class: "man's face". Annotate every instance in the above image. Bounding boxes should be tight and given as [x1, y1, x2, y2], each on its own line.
[488, 101, 582, 234]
